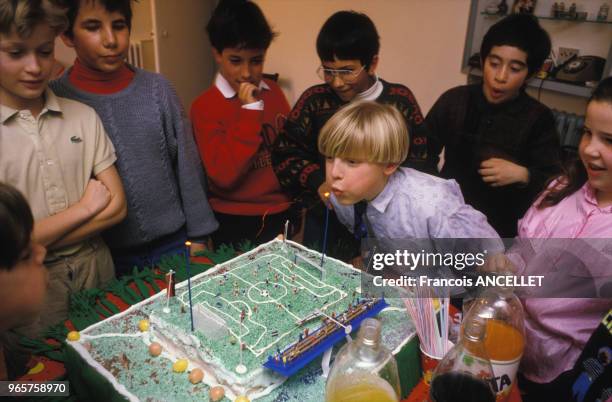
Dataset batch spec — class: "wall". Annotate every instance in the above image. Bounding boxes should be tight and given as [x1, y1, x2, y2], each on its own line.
[255, 0, 472, 114]
[257, 0, 609, 115]
[52, 0, 606, 114]
[130, 0, 153, 43]
[151, 0, 216, 107]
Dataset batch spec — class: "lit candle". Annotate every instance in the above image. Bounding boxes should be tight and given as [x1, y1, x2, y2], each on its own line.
[320, 192, 331, 266]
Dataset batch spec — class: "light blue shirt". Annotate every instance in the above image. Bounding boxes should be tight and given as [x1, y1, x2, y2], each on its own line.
[331, 168, 503, 254]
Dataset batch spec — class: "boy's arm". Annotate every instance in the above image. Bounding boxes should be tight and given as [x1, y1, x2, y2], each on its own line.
[271, 91, 324, 198]
[438, 203, 505, 259]
[431, 180, 504, 251]
[440, 203, 502, 240]
[192, 111, 263, 188]
[478, 110, 561, 191]
[163, 80, 218, 239]
[52, 165, 127, 248]
[478, 158, 529, 186]
[190, 87, 288, 189]
[32, 178, 112, 248]
[522, 112, 562, 196]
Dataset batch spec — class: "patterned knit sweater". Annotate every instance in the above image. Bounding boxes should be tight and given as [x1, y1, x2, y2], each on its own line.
[272, 79, 435, 201]
[50, 68, 218, 249]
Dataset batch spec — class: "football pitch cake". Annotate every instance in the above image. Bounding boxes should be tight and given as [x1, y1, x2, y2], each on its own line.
[67, 239, 415, 401]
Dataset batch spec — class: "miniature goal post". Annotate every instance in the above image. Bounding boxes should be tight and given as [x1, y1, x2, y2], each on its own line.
[193, 304, 228, 339]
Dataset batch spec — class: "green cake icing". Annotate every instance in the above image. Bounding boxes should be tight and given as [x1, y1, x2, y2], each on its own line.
[66, 239, 416, 401]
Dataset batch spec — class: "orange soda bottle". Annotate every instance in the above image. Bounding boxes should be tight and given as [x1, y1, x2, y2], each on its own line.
[462, 286, 525, 402]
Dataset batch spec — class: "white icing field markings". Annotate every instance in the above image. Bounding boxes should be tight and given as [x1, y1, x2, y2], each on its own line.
[176, 254, 347, 357]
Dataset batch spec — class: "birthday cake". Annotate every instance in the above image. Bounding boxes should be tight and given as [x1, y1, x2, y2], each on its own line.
[66, 239, 415, 401]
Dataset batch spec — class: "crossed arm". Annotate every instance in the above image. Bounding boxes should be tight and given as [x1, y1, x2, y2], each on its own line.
[33, 165, 127, 250]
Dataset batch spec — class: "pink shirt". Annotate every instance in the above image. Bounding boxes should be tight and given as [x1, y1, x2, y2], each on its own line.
[509, 181, 612, 383]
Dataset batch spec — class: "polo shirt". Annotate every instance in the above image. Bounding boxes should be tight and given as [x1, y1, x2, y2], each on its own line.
[0, 89, 116, 255]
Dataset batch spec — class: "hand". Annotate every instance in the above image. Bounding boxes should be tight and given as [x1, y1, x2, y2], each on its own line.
[318, 182, 333, 209]
[478, 158, 529, 187]
[238, 82, 260, 105]
[350, 256, 365, 271]
[79, 179, 111, 216]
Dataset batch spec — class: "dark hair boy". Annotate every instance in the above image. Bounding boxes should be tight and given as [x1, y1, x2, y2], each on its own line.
[51, 0, 218, 275]
[191, 0, 294, 248]
[425, 14, 561, 238]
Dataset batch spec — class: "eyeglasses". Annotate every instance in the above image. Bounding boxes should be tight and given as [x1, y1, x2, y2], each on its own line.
[316, 65, 365, 83]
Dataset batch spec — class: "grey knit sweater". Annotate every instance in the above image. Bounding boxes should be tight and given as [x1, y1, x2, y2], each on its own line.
[50, 68, 218, 249]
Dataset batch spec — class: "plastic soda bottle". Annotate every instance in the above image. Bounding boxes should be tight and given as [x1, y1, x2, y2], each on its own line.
[325, 318, 401, 402]
[462, 286, 525, 402]
[429, 315, 496, 402]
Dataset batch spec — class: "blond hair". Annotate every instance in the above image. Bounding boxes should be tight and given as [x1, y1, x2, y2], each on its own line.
[318, 101, 409, 164]
[0, 0, 67, 37]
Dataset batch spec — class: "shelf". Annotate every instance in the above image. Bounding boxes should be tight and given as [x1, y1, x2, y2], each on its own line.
[480, 12, 612, 24]
[464, 0, 612, 103]
[464, 67, 595, 98]
[538, 15, 612, 24]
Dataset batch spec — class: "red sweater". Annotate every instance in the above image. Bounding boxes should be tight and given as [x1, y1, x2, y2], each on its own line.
[190, 79, 291, 215]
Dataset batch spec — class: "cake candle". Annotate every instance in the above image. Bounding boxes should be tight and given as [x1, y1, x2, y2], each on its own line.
[320, 192, 331, 266]
[185, 241, 194, 332]
[284, 220, 289, 244]
[163, 269, 175, 313]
